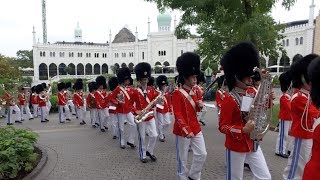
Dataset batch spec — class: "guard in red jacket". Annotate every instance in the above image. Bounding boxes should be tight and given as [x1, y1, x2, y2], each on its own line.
[303, 57, 320, 180]
[215, 75, 226, 117]
[94, 76, 111, 132]
[18, 87, 33, 121]
[172, 53, 207, 180]
[275, 72, 292, 158]
[219, 42, 271, 179]
[74, 79, 86, 125]
[131, 62, 159, 163]
[3, 88, 22, 125]
[283, 54, 320, 179]
[87, 82, 98, 128]
[110, 67, 136, 148]
[36, 84, 49, 123]
[57, 82, 68, 123]
[31, 86, 39, 118]
[155, 75, 172, 142]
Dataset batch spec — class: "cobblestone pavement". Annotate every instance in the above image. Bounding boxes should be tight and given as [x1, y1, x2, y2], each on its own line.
[0, 103, 287, 180]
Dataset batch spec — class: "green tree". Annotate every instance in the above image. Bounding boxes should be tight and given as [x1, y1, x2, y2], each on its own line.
[146, 0, 296, 67]
[16, 50, 33, 61]
[0, 54, 21, 81]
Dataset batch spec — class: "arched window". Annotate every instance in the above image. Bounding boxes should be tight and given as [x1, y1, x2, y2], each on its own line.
[77, 64, 84, 75]
[39, 63, 48, 80]
[94, 64, 100, 75]
[68, 63, 76, 75]
[295, 38, 299, 45]
[43, 52, 46, 57]
[85, 64, 92, 75]
[49, 63, 57, 77]
[286, 39, 289, 46]
[300, 37, 303, 45]
[58, 63, 67, 75]
[102, 64, 108, 74]
[40, 52, 43, 57]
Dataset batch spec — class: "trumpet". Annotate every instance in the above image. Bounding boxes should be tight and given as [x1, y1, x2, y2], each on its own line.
[39, 85, 52, 100]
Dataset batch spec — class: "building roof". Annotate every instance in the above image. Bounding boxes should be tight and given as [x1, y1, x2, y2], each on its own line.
[112, 27, 136, 43]
[54, 41, 108, 46]
[285, 19, 316, 27]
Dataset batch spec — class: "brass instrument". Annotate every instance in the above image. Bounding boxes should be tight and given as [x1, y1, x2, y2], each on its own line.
[39, 84, 52, 100]
[135, 91, 164, 124]
[248, 67, 273, 142]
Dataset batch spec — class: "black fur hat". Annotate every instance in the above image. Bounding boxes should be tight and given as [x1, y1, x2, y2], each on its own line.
[41, 82, 47, 89]
[134, 62, 151, 81]
[108, 77, 119, 91]
[74, 80, 83, 90]
[117, 67, 131, 84]
[289, 54, 319, 88]
[279, 71, 292, 92]
[148, 77, 155, 87]
[220, 41, 260, 90]
[292, 54, 303, 64]
[308, 57, 320, 108]
[197, 71, 205, 84]
[35, 84, 44, 94]
[156, 75, 168, 87]
[217, 75, 225, 89]
[88, 82, 97, 93]
[129, 78, 133, 86]
[65, 82, 72, 89]
[31, 86, 36, 93]
[176, 52, 201, 79]
[57, 82, 66, 91]
[96, 76, 107, 89]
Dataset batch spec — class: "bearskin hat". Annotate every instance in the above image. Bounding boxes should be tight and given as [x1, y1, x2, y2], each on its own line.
[289, 54, 319, 88]
[292, 54, 303, 64]
[148, 76, 155, 87]
[65, 82, 72, 89]
[88, 82, 97, 93]
[96, 76, 107, 89]
[57, 82, 66, 91]
[308, 57, 320, 108]
[156, 75, 168, 87]
[220, 41, 260, 90]
[117, 67, 131, 84]
[217, 75, 225, 89]
[108, 77, 119, 91]
[176, 52, 201, 79]
[73, 80, 83, 90]
[41, 82, 47, 89]
[134, 62, 151, 81]
[129, 78, 133, 86]
[197, 71, 205, 84]
[251, 71, 261, 82]
[31, 86, 36, 93]
[279, 71, 292, 92]
[35, 84, 44, 94]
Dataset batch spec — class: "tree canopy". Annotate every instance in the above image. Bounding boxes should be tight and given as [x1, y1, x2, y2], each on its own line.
[146, 0, 297, 69]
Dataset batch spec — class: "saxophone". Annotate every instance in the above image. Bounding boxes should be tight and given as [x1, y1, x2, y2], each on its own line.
[134, 91, 164, 124]
[248, 68, 273, 142]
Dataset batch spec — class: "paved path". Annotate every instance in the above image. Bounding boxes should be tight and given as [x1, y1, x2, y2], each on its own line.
[0, 104, 287, 180]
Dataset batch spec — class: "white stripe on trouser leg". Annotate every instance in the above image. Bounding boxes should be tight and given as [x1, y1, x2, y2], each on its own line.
[117, 114, 126, 146]
[58, 105, 65, 122]
[13, 105, 21, 121]
[157, 112, 171, 139]
[110, 113, 118, 136]
[127, 112, 136, 144]
[283, 138, 312, 180]
[275, 120, 291, 155]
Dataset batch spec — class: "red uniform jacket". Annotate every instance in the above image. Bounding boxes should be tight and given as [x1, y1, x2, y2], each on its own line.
[110, 86, 133, 114]
[18, 93, 26, 105]
[94, 89, 110, 109]
[58, 91, 67, 106]
[303, 120, 320, 180]
[290, 89, 320, 139]
[73, 91, 84, 107]
[86, 93, 96, 109]
[156, 92, 172, 114]
[219, 90, 254, 152]
[278, 93, 291, 120]
[216, 90, 225, 108]
[172, 86, 201, 137]
[31, 93, 38, 105]
[131, 86, 159, 122]
[37, 96, 46, 107]
[126, 85, 135, 112]
[2, 92, 15, 106]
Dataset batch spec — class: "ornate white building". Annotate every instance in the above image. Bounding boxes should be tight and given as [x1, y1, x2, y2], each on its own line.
[32, 12, 199, 81]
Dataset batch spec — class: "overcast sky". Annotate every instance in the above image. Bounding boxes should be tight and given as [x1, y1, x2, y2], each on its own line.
[0, 0, 319, 57]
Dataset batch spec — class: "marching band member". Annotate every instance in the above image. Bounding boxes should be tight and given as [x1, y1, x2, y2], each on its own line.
[173, 53, 207, 180]
[94, 76, 111, 132]
[194, 72, 206, 126]
[18, 87, 33, 121]
[111, 67, 136, 148]
[283, 54, 320, 180]
[155, 75, 172, 142]
[57, 82, 68, 123]
[87, 82, 98, 128]
[219, 42, 271, 180]
[66, 82, 76, 116]
[42, 83, 52, 114]
[3, 89, 22, 125]
[108, 77, 121, 141]
[73, 79, 86, 125]
[303, 57, 320, 179]
[131, 62, 159, 163]
[215, 75, 226, 117]
[36, 84, 49, 122]
[31, 86, 39, 118]
[275, 72, 292, 158]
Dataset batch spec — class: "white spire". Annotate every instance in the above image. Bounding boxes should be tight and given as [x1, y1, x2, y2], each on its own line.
[74, 21, 82, 42]
[148, 17, 151, 34]
[135, 26, 138, 43]
[109, 29, 112, 45]
[309, 0, 316, 25]
[32, 25, 36, 45]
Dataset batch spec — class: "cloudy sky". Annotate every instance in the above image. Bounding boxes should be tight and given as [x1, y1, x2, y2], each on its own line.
[0, 0, 319, 57]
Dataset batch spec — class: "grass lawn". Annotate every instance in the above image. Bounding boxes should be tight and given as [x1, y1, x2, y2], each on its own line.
[271, 104, 280, 127]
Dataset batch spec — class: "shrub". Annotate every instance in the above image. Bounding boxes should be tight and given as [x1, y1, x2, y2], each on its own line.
[50, 95, 58, 113]
[0, 126, 39, 179]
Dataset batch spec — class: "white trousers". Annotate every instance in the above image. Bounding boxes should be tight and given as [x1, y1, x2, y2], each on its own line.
[46, 101, 51, 114]
[118, 113, 136, 144]
[110, 113, 118, 136]
[32, 104, 38, 118]
[68, 100, 76, 114]
[20, 103, 33, 120]
[156, 112, 171, 139]
[137, 118, 158, 159]
[40, 106, 48, 122]
[283, 138, 312, 180]
[97, 108, 109, 130]
[8, 105, 22, 123]
[275, 120, 292, 155]
[176, 132, 207, 180]
[226, 147, 271, 180]
[197, 106, 207, 122]
[90, 108, 98, 125]
[77, 106, 85, 123]
[63, 104, 71, 119]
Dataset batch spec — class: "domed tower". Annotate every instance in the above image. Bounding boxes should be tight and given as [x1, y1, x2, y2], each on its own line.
[74, 22, 82, 42]
[157, 12, 172, 32]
